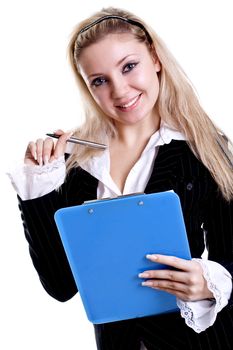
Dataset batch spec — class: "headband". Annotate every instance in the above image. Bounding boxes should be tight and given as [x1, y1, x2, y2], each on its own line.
[77, 15, 153, 45]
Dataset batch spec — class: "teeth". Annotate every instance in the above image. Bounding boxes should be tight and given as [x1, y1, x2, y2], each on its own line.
[120, 95, 139, 108]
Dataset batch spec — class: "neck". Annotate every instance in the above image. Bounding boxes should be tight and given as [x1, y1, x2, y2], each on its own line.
[113, 116, 161, 148]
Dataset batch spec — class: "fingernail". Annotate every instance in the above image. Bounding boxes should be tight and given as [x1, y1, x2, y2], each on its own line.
[38, 156, 43, 166]
[34, 152, 37, 161]
[142, 281, 154, 287]
[146, 254, 158, 260]
[138, 273, 150, 278]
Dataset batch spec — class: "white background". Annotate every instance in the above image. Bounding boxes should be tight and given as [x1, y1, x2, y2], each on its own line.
[1, 0, 233, 349]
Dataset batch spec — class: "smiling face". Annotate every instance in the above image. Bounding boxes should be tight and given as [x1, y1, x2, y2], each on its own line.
[78, 33, 161, 128]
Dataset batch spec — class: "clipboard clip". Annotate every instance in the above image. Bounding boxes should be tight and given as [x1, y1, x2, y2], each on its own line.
[83, 192, 145, 205]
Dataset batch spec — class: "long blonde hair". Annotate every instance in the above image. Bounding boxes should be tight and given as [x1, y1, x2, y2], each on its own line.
[67, 7, 233, 201]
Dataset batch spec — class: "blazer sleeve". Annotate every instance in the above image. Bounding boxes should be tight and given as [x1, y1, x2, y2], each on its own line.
[17, 167, 98, 302]
[203, 185, 233, 307]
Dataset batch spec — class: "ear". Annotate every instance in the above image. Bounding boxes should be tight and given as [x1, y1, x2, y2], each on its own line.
[150, 45, 161, 72]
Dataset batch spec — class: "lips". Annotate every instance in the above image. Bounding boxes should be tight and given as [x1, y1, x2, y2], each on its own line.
[116, 94, 142, 111]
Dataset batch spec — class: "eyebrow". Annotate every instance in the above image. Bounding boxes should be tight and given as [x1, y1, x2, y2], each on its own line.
[87, 54, 136, 80]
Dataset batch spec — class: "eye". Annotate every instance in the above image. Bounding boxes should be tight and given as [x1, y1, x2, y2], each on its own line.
[122, 62, 139, 73]
[91, 77, 107, 87]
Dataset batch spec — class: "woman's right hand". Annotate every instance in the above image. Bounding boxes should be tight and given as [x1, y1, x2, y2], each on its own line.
[24, 130, 73, 166]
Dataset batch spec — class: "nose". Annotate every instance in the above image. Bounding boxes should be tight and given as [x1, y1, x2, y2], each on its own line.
[111, 75, 130, 100]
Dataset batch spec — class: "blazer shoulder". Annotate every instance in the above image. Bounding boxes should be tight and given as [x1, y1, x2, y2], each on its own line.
[163, 140, 213, 179]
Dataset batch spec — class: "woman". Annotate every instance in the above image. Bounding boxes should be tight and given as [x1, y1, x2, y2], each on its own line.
[9, 7, 233, 350]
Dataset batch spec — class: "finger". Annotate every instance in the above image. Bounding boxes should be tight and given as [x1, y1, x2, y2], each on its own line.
[141, 275, 208, 302]
[35, 138, 44, 166]
[54, 129, 65, 136]
[146, 254, 191, 272]
[141, 279, 187, 293]
[149, 285, 190, 301]
[24, 141, 37, 164]
[138, 269, 186, 283]
[53, 131, 73, 159]
[148, 285, 202, 302]
[42, 137, 55, 164]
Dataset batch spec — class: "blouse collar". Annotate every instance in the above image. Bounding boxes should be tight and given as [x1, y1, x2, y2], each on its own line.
[81, 122, 185, 184]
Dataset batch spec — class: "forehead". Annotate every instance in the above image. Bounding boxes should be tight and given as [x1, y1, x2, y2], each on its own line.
[78, 33, 148, 75]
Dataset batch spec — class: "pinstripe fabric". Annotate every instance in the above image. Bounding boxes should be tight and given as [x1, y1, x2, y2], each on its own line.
[18, 140, 233, 349]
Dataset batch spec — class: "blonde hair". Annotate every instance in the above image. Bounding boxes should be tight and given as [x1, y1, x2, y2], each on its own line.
[67, 7, 233, 201]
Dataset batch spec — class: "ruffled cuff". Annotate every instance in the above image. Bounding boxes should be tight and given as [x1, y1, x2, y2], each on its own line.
[177, 258, 232, 333]
[7, 156, 66, 200]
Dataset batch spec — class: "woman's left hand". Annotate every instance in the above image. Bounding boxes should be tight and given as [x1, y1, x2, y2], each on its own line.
[138, 254, 214, 302]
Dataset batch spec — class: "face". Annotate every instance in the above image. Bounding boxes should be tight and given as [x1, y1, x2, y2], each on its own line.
[78, 33, 161, 127]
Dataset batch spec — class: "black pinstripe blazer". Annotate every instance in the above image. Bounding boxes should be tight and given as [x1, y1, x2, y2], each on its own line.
[18, 140, 233, 350]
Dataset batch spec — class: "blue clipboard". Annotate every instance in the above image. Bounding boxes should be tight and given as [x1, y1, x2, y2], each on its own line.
[54, 191, 191, 324]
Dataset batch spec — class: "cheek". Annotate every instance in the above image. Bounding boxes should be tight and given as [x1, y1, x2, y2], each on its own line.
[90, 90, 112, 114]
[132, 65, 160, 92]
[151, 74, 160, 96]
[89, 89, 107, 107]
[147, 64, 160, 96]
[150, 79, 160, 106]
[131, 70, 148, 88]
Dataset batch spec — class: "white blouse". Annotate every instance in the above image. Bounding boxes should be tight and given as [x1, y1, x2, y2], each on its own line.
[7, 123, 232, 333]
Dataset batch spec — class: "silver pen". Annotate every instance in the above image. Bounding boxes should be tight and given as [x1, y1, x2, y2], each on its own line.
[46, 133, 107, 150]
